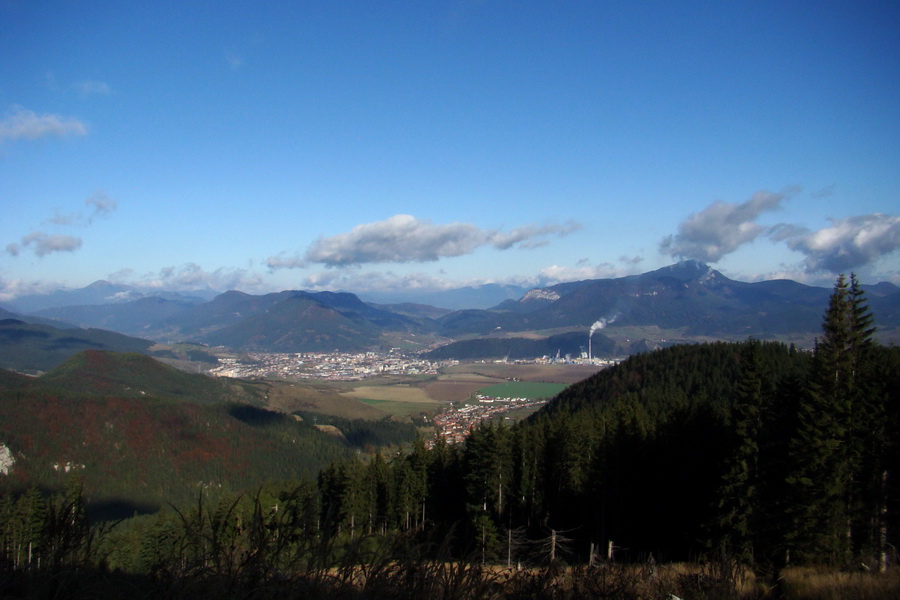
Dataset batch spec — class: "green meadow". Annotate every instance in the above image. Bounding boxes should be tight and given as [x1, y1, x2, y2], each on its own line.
[475, 380, 567, 400]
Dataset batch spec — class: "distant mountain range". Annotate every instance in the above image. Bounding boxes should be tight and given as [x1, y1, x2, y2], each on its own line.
[441, 260, 898, 337]
[358, 282, 530, 310]
[4, 279, 215, 313]
[5, 261, 899, 363]
[0, 318, 153, 373]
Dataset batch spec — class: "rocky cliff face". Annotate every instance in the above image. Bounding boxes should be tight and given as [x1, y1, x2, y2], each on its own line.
[0, 443, 14, 476]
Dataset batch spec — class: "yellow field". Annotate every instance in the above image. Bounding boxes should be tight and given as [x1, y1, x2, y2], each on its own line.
[264, 380, 387, 420]
[420, 373, 499, 404]
[342, 384, 437, 404]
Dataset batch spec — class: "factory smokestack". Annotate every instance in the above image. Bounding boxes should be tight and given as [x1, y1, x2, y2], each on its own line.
[588, 313, 619, 360]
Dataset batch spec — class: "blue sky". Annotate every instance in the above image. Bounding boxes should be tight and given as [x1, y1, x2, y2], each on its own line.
[2, 1, 898, 303]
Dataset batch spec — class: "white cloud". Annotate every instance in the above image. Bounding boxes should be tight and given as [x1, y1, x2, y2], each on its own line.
[0, 277, 66, 304]
[110, 263, 264, 293]
[9, 192, 117, 258]
[536, 262, 631, 285]
[660, 190, 789, 262]
[74, 80, 112, 97]
[302, 270, 465, 294]
[45, 209, 78, 226]
[269, 214, 581, 269]
[0, 106, 87, 142]
[619, 255, 644, 267]
[299, 259, 639, 297]
[8, 232, 83, 257]
[43, 191, 117, 227]
[771, 213, 900, 273]
[85, 191, 117, 221]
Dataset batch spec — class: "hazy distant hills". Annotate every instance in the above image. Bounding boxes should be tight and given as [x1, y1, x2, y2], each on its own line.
[11, 261, 900, 357]
[29, 295, 200, 337]
[0, 318, 153, 373]
[6, 279, 213, 313]
[359, 282, 530, 310]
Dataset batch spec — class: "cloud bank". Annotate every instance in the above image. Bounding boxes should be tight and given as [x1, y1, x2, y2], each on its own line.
[661, 190, 898, 275]
[660, 190, 788, 262]
[299, 257, 639, 298]
[771, 214, 900, 273]
[268, 214, 581, 269]
[537, 262, 631, 285]
[0, 106, 87, 143]
[109, 263, 264, 294]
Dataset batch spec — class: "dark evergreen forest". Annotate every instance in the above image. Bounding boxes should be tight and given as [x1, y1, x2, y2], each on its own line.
[2, 274, 900, 598]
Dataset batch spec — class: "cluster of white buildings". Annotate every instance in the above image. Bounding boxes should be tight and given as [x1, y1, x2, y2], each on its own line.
[209, 351, 450, 381]
[431, 396, 549, 445]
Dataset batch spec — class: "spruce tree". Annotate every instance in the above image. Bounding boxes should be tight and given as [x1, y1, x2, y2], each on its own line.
[848, 274, 876, 362]
[785, 274, 877, 565]
[713, 339, 763, 563]
[845, 274, 887, 562]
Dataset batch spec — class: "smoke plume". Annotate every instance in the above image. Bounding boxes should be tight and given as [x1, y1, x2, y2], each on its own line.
[589, 313, 619, 337]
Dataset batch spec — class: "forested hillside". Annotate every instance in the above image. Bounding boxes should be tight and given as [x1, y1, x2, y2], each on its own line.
[0, 392, 354, 516]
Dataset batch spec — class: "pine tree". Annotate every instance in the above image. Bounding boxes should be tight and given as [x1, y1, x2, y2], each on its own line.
[367, 452, 392, 535]
[848, 274, 876, 363]
[406, 436, 430, 529]
[785, 274, 878, 565]
[16, 488, 46, 568]
[713, 339, 764, 563]
[845, 273, 888, 563]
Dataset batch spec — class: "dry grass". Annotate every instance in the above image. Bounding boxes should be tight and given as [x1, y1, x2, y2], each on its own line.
[343, 384, 437, 404]
[778, 565, 900, 600]
[264, 380, 387, 419]
[421, 374, 498, 403]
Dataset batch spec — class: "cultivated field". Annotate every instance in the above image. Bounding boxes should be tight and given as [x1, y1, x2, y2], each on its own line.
[264, 380, 387, 420]
[420, 372, 500, 403]
[261, 362, 606, 421]
[442, 362, 605, 384]
[341, 383, 440, 417]
[476, 380, 568, 399]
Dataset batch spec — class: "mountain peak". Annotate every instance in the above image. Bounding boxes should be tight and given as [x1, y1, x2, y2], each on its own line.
[675, 259, 712, 273]
[86, 279, 115, 289]
[650, 260, 716, 282]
